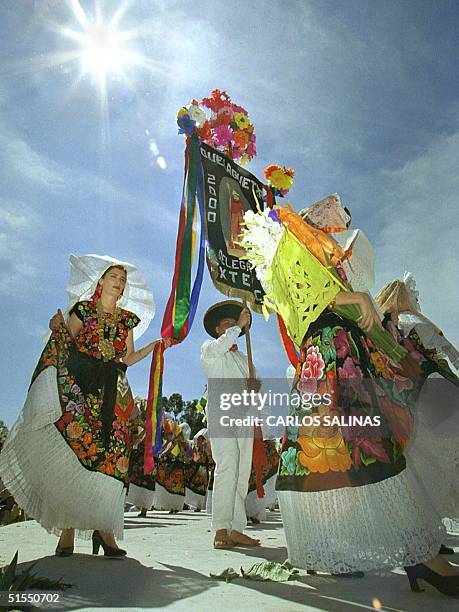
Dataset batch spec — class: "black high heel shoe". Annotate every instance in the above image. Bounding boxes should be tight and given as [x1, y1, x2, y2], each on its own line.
[55, 544, 74, 557]
[439, 544, 455, 555]
[404, 563, 459, 597]
[92, 531, 127, 557]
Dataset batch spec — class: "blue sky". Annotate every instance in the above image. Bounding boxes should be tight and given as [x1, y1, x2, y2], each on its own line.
[1, 0, 458, 427]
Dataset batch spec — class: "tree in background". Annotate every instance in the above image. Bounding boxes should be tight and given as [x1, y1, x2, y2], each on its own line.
[161, 394, 205, 438]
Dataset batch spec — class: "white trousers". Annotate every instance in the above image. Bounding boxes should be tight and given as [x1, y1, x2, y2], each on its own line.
[210, 431, 253, 532]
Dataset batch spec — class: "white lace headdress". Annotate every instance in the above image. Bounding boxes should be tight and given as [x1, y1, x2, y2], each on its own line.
[403, 271, 420, 311]
[64, 254, 155, 341]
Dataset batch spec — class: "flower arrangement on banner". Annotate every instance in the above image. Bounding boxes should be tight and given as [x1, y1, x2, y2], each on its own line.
[264, 164, 295, 197]
[176, 89, 256, 165]
[238, 209, 285, 302]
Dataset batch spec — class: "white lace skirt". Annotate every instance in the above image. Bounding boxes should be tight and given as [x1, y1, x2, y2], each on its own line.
[153, 484, 184, 511]
[278, 465, 448, 573]
[126, 483, 155, 510]
[0, 367, 126, 540]
[405, 375, 459, 530]
[185, 488, 206, 510]
[245, 474, 278, 521]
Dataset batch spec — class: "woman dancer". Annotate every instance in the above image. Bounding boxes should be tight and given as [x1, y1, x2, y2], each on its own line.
[185, 428, 211, 512]
[242, 200, 459, 596]
[154, 419, 191, 513]
[0, 255, 169, 556]
[375, 275, 459, 541]
[126, 398, 156, 518]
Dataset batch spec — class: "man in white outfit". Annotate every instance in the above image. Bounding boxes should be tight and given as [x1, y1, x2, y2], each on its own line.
[201, 300, 261, 549]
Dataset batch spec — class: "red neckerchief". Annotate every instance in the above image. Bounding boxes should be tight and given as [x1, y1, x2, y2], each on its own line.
[229, 344, 238, 352]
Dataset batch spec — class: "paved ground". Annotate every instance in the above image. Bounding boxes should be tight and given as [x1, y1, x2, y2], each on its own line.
[0, 510, 457, 611]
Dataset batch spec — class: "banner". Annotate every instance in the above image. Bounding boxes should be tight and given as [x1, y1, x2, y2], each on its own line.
[200, 142, 265, 312]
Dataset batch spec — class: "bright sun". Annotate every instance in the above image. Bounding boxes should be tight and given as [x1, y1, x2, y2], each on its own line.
[80, 24, 128, 80]
[62, 0, 144, 91]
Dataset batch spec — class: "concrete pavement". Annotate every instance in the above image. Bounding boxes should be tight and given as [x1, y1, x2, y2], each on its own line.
[0, 510, 457, 611]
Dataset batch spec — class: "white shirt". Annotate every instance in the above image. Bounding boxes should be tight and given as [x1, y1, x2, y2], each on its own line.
[201, 326, 254, 431]
[201, 326, 249, 380]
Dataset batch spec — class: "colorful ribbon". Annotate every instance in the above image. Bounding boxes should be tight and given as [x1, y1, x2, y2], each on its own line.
[144, 134, 206, 474]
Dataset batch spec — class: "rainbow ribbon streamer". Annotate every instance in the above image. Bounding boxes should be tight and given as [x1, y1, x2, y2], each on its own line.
[144, 134, 206, 474]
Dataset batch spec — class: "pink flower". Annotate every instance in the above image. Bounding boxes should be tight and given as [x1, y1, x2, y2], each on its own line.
[298, 346, 325, 393]
[214, 125, 233, 146]
[338, 357, 372, 403]
[402, 338, 425, 362]
[231, 146, 243, 159]
[334, 329, 350, 359]
[351, 435, 391, 468]
[393, 373, 414, 392]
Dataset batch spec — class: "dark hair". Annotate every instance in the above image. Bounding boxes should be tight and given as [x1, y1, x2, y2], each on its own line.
[102, 264, 127, 279]
[100, 265, 127, 297]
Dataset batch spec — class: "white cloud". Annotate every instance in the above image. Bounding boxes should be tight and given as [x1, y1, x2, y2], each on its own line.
[374, 129, 459, 344]
[0, 125, 66, 191]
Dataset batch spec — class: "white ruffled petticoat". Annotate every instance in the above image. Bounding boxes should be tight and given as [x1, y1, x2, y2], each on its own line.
[185, 488, 206, 510]
[405, 373, 459, 532]
[0, 367, 126, 540]
[153, 484, 185, 511]
[278, 461, 448, 574]
[245, 474, 278, 522]
[126, 483, 155, 510]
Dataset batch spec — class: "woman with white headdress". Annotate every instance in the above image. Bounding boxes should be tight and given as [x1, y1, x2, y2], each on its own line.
[153, 418, 191, 513]
[0, 254, 170, 557]
[375, 274, 459, 374]
[185, 427, 211, 511]
[375, 275, 459, 541]
[241, 197, 459, 596]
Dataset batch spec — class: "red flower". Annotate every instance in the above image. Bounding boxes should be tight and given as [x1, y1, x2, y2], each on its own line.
[201, 89, 231, 111]
[197, 120, 212, 141]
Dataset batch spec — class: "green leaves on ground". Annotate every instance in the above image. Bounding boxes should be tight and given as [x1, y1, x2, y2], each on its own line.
[210, 561, 299, 583]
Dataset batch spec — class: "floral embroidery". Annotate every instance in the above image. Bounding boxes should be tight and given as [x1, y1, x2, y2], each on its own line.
[32, 301, 140, 483]
[278, 314, 426, 486]
[297, 419, 352, 474]
[298, 346, 325, 394]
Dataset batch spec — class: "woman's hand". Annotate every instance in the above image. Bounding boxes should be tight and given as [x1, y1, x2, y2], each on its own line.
[356, 293, 383, 333]
[334, 291, 383, 333]
[123, 336, 174, 367]
[49, 309, 65, 331]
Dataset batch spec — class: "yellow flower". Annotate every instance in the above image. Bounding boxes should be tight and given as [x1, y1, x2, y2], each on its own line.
[370, 352, 392, 379]
[269, 168, 294, 191]
[177, 107, 188, 118]
[234, 112, 250, 130]
[297, 421, 351, 474]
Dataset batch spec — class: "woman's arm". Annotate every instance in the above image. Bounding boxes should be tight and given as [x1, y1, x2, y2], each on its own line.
[49, 309, 82, 339]
[334, 291, 383, 333]
[123, 330, 172, 367]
